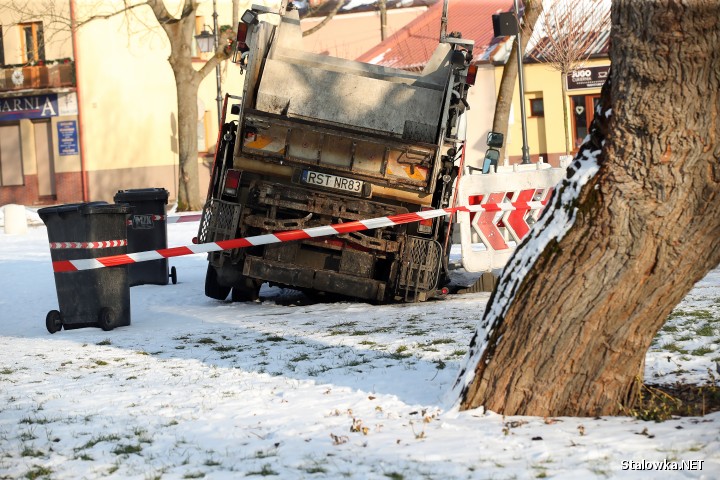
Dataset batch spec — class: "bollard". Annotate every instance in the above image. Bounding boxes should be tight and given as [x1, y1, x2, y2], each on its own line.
[3, 204, 28, 235]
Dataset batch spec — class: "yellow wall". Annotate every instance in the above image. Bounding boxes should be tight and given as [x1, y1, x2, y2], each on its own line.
[71, 0, 266, 201]
[496, 58, 609, 166]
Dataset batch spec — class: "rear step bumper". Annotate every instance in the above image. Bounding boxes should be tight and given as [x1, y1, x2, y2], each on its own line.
[243, 256, 386, 301]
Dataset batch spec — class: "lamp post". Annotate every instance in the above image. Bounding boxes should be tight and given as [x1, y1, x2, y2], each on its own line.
[194, 0, 223, 126]
[514, 0, 531, 164]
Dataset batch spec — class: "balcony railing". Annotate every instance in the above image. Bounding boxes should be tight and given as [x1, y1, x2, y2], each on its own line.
[0, 62, 76, 93]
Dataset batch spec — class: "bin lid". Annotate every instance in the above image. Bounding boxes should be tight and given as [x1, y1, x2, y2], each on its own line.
[38, 202, 132, 220]
[114, 188, 169, 204]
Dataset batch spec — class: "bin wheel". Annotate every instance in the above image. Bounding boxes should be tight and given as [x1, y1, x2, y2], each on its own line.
[205, 264, 231, 300]
[46, 310, 63, 334]
[169, 266, 177, 285]
[98, 307, 116, 331]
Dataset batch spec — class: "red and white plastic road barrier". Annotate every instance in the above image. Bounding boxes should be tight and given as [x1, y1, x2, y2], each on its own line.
[51, 203, 532, 273]
[456, 162, 568, 272]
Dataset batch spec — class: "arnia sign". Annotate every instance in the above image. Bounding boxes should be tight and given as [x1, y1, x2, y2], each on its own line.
[566, 65, 610, 91]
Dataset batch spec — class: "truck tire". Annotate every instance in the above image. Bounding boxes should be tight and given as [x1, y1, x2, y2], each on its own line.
[231, 278, 261, 302]
[205, 264, 231, 301]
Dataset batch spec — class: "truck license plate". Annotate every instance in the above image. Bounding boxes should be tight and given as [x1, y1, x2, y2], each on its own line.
[301, 170, 363, 193]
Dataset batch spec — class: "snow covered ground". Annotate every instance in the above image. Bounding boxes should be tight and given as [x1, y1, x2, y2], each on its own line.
[0, 207, 718, 479]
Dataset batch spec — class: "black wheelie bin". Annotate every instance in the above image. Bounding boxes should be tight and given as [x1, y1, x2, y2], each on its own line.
[38, 202, 133, 333]
[114, 188, 176, 287]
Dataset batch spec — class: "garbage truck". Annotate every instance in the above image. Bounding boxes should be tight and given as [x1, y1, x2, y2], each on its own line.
[198, 1, 476, 302]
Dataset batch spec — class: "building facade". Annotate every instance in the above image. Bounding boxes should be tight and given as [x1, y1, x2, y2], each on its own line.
[0, 1, 266, 207]
[501, 59, 610, 166]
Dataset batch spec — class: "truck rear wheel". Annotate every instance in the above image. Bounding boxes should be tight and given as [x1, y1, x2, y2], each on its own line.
[231, 278, 261, 302]
[205, 264, 231, 301]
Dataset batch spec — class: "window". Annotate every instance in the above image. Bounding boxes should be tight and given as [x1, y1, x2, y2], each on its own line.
[530, 98, 544, 117]
[19, 22, 45, 63]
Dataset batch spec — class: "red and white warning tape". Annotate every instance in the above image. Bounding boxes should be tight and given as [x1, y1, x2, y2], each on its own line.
[51, 200, 547, 273]
[50, 240, 127, 250]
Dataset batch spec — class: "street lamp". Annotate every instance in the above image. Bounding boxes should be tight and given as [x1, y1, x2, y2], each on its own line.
[513, 0, 531, 164]
[194, 0, 223, 126]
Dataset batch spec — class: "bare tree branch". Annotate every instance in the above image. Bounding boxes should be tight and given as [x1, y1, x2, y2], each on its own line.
[302, 0, 343, 37]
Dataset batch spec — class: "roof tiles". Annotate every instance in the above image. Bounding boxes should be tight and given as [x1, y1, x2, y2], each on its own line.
[356, 0, 515, 69]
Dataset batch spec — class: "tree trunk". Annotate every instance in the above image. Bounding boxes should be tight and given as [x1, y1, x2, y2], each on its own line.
[561, 77, 570, 154]
[457, 0, 720, 417]
[379, 0, 387, 41]
[164, 10, 203, 211]
[491, 0, 541, 163]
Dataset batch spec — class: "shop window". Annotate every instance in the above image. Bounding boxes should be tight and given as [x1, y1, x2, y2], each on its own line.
[529, 98, 544, 117]
[0, 123, 24, 186]
[20, 22, 45, 64]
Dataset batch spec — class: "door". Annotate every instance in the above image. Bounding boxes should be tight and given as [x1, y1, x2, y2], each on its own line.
[0, 123, 24, 186]
[33, 120, 56, 197]
[570, 94, 601, 153]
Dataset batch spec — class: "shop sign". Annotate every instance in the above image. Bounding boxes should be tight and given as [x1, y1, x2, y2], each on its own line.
[57, 120, 79, 156]
[566, 65, 610, 90]
[0, 94, 59, 121]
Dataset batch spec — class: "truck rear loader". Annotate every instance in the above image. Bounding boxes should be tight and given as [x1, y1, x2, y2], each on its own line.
[198, 2, 476, 303]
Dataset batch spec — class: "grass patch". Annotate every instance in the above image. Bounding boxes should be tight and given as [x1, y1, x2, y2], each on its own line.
[696, 324, 716, 336]
[668, 310, 713, 321]
[24, 465, 52, 479]
[304, 466, 327, 474]
[247, 464, 278, 476]
[21, 447, 44, 458]
[212, 345, 234, 352]
[427, 338, 455, 345]
[389, 346, 412, 360]
[196, 337, 217, 345]
[19, 417, 50, 425]
[112, 443, 143, 455]
[77, 434, 121, 450]
[291, 353, 311, 362]
[627, 382, 720, 420]
[350, 330, 372, 336]
[19, 431, 37, 441]
[183, 473, 205, 479]
[406, 330, 428, 336]
[96, 339, 112, 346]
[1, 367, 15, 375]
[662, 343, 688, 354]
[692, 346, 715, 356]
[384, 473, 405, 480]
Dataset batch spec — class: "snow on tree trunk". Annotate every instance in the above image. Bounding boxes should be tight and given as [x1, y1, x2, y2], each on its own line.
[452, 0, 720, 417]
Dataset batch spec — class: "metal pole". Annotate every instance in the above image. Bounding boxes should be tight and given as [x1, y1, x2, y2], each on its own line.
[514, 0, 531, 164]
[213, 0, 222, 126]
[440, 0, 448, 42]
